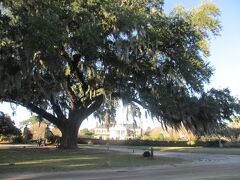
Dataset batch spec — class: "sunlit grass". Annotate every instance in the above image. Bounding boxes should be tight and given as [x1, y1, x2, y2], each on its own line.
[87, 144, 240, 155]
[152, 146, 240, 155]
[0, 147, 184, 173]
[15, 156, 101, 165]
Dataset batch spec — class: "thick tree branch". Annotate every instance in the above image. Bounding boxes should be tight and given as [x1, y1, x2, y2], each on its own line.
[50, 96, 66, 121]
[82, 94, 104, 119]
[68, 94, 104, 125]
[26, 103, 60, 127]
[86, 94, 104, 113]
[72, 54, 88, 93]
[66, 75, 78, 110]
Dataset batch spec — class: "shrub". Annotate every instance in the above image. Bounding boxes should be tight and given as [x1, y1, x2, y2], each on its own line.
[10, 135, 23, 143]
[143, 151, 151, 157]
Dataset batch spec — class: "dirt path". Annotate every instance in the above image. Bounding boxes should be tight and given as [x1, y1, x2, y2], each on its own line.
[1, 161, 240, 180]
[83, 145, 240, 165]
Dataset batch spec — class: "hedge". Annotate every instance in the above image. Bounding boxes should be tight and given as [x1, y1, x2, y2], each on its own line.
[78, 138, 227, 147]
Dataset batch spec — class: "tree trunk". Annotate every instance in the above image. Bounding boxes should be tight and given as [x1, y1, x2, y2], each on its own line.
[59, 121, 81, 149]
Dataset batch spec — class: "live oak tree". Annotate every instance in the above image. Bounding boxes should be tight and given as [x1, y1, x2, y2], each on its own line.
[1, 0, 239, 148]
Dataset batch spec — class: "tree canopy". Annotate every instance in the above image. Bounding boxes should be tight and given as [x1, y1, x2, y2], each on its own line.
[0, 0, 239, 148]
[19, 115, 49, 128]
[0, 111, 21, 136]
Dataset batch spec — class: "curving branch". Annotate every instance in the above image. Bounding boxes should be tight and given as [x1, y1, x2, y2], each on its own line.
[82, 94, 104, 119]
[26, 103, 60, 127]
[72, 54, 88, 93]
[66, 75, 78, 110]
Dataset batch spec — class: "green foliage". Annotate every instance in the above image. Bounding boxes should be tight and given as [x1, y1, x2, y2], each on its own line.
[231, 116, 240, 124]
[19, 116, 38, 127]
[143, 127, 165, 140]
[143, 133, 165, 141]
[93, 97, 118, 128]
[0, 111, 21, 137]
[80, 128, 94, 138]
[9, 134, 23, 143]
[216, 115, 240, 141]
[0, 0, 239, 148]
[19, 115, 49, 128]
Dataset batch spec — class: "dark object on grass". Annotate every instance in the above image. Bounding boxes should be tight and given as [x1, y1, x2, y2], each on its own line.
[143, 151, 151, 157]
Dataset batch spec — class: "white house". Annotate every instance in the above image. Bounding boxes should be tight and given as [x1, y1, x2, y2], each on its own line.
[94, 123, 143, 140]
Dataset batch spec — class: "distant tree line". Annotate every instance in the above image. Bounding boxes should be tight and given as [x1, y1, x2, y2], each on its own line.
[0, 111, 21, 143]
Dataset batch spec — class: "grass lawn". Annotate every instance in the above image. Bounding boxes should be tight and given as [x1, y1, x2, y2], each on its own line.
[79, 144, 240, 155]
[0, 146, 184, 173]
[151, 146, 240, 155]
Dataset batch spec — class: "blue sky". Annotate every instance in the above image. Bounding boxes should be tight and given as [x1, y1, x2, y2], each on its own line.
[164, 0, 240, 97]
[1, 0, 240, 127]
